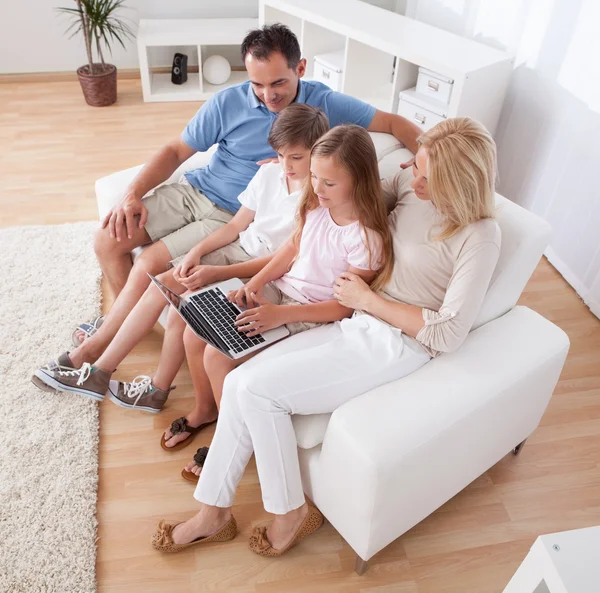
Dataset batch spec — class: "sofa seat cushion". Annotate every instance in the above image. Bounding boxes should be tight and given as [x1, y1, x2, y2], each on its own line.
[292, 413, 332, 449]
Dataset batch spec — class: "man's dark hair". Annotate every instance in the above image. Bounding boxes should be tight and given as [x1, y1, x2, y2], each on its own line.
[268, 104, 329, 152]
[241, 23, 301, 70]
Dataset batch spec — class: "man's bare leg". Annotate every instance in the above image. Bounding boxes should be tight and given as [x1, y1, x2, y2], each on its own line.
[70, 240, 173, 365]
[93, 222, 153, 298]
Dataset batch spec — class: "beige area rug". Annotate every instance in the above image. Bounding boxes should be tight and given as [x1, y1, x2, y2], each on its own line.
[0, 222, 102, 593]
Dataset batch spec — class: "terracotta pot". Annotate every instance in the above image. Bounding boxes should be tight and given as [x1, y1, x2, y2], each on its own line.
[77, 63, 117, 107]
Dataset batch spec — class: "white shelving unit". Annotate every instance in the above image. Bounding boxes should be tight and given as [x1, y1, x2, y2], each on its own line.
[137, 18, 258, 103]
[260, 0, 514, 134]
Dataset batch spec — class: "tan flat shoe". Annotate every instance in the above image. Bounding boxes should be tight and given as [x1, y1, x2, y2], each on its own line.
[151, 516, 237, 553]
[248, 506, 324, 557]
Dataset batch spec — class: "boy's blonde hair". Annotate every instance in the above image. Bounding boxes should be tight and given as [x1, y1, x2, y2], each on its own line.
[293, 125, 394, 292]
[417, 117, 497, 239]
[268, 104, 329, 151]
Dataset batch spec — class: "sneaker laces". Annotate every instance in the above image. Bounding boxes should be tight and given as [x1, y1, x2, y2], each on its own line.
[56, 362, 93, 385]
[123, 375, 154, 408]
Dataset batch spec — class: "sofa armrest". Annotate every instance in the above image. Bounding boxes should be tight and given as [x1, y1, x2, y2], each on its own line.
[308, 306, 569, 559]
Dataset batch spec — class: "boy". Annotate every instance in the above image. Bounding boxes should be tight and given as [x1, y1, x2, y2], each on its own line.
[33, 104, 330, 422]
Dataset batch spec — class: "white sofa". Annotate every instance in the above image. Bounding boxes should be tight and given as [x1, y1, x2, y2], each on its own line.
[96, 133, 570, 574]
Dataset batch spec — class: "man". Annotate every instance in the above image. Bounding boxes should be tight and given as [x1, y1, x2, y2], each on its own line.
[74, 23, 420, 359]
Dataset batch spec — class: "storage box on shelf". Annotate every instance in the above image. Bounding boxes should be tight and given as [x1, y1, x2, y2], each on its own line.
[137, 18, 257, 103]
[260, 0, 514, 133]
[313, 50, 344, 91]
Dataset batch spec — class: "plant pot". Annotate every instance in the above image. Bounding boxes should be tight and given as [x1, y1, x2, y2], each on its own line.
[77, 63, 117, 107]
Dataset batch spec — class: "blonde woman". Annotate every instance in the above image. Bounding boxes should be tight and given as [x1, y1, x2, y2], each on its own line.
[151, 118, 501, 557]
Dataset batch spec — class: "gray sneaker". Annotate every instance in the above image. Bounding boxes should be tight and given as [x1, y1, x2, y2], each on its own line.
[108, 375, 174, 414]
[31, 352, 75, 393]
[33, 362, 111, 402]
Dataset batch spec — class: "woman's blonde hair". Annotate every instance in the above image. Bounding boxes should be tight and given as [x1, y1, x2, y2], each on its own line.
[417, 117, 497, 240]
[293, 125, 393, 291]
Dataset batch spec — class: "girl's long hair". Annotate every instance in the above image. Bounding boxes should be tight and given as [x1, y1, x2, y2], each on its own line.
[293, 125, 393, 292]
[418, 117, 497, 239]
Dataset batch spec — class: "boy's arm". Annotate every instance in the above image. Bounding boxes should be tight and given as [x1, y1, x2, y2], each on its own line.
[190, 206, 255, 259]
[177, 207, 256, 275]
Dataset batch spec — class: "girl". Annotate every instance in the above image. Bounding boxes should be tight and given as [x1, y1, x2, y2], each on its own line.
[153, 118, 501, 558]
[174, 123, 394, 476]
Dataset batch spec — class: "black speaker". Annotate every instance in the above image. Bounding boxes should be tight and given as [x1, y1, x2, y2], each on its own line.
[171, 52, 188, 85]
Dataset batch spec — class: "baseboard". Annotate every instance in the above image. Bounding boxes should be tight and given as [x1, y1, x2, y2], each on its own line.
[0, 65, 245, 84]
[545, 246, 600, 319]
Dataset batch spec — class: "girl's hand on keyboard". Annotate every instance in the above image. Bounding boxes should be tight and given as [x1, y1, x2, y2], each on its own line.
[228, 281, 264, 309]
[235, 294, 284, 336]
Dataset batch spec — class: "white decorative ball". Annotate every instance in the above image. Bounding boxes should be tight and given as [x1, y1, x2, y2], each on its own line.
[203, 55, 231, 85]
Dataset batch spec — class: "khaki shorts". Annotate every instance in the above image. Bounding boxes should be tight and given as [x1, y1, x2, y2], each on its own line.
[262, 283, 322, 337]
[143, 182, 233, 259]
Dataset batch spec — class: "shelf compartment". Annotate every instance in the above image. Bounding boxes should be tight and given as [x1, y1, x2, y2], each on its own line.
[149, 72, 202, 102]
[301, 21, 346, 80]
[263, 5, 303, 41]
[343, 38, 414, 112]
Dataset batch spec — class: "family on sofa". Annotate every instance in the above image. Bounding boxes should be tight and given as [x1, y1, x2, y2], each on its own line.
[32, 23, 500, 556]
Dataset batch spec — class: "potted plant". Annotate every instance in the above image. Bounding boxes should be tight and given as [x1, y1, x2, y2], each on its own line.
[57, 0, 135, 107]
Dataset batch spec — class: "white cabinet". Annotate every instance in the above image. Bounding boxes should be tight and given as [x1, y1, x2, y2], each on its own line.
[137, 18, 257, 103]
[260, 0, 514, 135]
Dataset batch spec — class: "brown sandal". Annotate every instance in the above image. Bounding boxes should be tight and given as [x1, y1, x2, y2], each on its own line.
[248, 506, 324, 557]
[160, 417, 216, 452]
[151, 516, 237, 553]
[181, 446, 209, 483]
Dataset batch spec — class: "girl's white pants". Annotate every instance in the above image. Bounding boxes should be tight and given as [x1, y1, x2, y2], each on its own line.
[194, 314, 431, 515]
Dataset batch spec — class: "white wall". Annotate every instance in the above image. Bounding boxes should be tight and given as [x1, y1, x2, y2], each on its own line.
[0, 0, 399, 74]
[411, 0, 600, 318]
[0, 1, 259, 74]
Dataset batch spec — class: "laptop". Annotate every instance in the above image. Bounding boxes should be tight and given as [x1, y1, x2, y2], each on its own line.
[148, 274, 289, 359]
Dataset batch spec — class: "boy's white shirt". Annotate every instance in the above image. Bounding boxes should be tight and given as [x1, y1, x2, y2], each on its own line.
[238, 162, 303, 257]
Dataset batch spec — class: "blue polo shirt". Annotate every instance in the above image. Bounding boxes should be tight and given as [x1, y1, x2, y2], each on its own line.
[181, 79, 376, 213]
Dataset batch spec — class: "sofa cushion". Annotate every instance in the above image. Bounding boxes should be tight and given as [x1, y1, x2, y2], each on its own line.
[292, 413, 332, 449]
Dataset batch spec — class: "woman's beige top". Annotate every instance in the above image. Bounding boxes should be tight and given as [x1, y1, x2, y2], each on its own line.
[381, 169, 501, 357]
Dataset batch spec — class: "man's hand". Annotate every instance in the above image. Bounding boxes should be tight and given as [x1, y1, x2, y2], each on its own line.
[176, 265, 217, 292]
[234, 294, 286, 337]
[400, 157, 415, 169]
[228, 280, 264, 309]
[333, 272, 374, 310]
[101, 191, 148, 241]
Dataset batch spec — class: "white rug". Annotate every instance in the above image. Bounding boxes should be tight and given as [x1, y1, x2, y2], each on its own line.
[0, 222, 102, 593]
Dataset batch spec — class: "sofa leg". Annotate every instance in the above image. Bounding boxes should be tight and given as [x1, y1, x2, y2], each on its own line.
[513, 438, 527, 455]
[355, 555, 369, 575]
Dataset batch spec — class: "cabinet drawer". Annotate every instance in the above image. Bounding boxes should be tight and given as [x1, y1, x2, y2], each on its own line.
[416, 68, 453, 104]
[397, 97, 446, 130]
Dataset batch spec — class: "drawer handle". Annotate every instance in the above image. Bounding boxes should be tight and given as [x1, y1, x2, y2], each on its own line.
[414, 113, 426, 125]
[427, 80, 440, 92]
[322, 70, 330, 79]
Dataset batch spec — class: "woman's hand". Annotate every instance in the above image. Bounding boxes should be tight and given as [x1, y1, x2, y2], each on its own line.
[176, 265, 217, 291]
[333, 272, 374, 310]
[228, 280, 265, 309]
[173, 249, 201, 280]
[234, 294, 286, 337]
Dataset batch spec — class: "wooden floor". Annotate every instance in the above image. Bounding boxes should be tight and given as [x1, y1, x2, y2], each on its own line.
[2, 78, 599, 593]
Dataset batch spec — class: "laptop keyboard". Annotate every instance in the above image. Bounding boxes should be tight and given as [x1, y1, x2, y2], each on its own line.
[189, 288, 266, 354]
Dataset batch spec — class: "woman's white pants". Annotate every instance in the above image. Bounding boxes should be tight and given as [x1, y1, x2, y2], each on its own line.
[194, 314, 431, 515]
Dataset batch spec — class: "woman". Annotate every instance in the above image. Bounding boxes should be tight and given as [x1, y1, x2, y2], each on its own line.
[151, 117, 501, 556]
